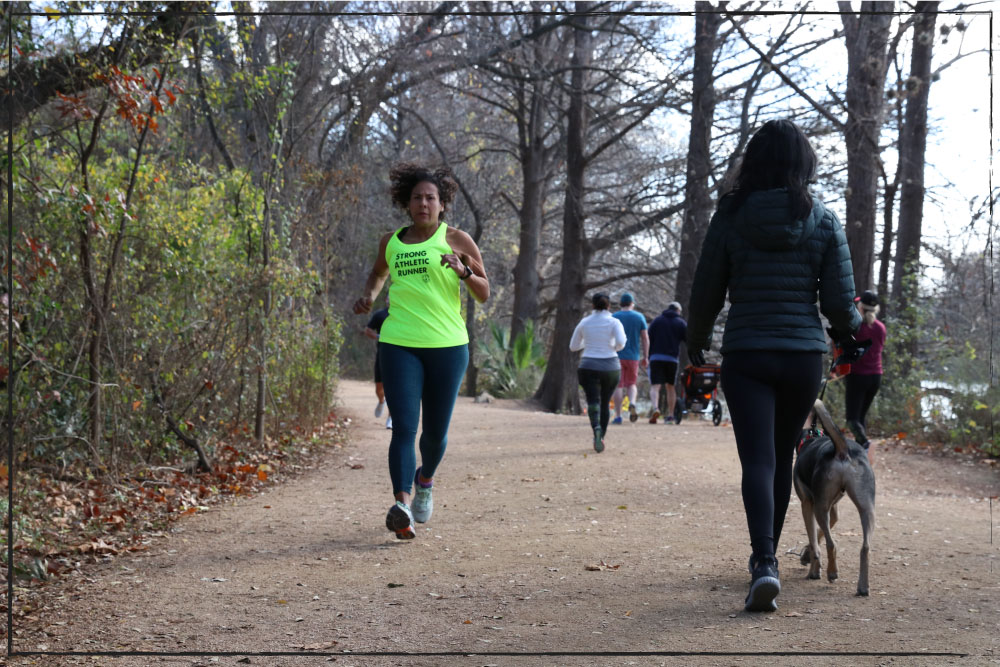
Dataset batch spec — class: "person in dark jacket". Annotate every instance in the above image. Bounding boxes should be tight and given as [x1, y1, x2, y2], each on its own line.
[686, 119, 863, 613]
[363, 296, 392, 429]
[646, 302, 687, 424]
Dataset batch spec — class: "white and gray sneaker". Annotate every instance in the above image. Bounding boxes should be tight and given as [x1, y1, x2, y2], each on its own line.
[375, 401, 386, 418]
[385, 415, 393, 429]
[412, 467, 433, 523]
[385, 501, 415, 540]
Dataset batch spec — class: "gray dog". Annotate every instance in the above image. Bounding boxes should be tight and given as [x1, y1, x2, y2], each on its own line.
[793, 399, 876, 596]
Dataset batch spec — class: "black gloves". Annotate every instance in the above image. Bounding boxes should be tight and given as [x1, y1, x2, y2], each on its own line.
[826, 327, 872, 365]
[688, 349, 706, 367]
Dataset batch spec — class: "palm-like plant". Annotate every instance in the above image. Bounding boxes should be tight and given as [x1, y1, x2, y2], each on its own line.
[478, 320, 547, 399]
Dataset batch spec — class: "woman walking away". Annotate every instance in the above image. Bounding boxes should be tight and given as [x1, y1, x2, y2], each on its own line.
[686, 120, 862, 612]
[353, 163, 490, 540]
[845, 290, 886, 451]
[570, 293, 627, 453]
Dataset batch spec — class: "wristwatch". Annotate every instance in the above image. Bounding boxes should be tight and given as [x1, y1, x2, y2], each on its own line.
[461, 265, 473, 280]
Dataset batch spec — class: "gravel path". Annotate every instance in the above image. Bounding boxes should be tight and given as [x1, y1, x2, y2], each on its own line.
[13, 379, 999, 666]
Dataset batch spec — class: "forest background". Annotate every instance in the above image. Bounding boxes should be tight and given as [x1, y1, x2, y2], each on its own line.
[0, 1, 996, 586]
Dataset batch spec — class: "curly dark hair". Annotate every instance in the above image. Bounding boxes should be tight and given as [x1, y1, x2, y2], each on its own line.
[389, 162, 459, 219]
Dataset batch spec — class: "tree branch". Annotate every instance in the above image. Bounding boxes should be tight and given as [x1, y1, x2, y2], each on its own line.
[728, 14, 845, 131]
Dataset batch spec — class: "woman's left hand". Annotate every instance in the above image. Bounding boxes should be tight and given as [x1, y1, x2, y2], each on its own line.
[440, 252, 468, 277]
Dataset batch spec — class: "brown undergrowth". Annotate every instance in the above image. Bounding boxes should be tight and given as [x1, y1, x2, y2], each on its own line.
[0, 411, 351, 647]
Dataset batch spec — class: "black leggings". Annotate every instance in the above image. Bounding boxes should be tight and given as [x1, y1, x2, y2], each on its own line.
[721, 350, 823, 558]
[577, 367, 620, 436]
[845, 373, 881, 446]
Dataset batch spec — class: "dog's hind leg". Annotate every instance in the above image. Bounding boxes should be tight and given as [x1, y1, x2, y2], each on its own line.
[800, 497, 821, 579]
[815, 506, 838, 583]
[849, 488, 876, 597]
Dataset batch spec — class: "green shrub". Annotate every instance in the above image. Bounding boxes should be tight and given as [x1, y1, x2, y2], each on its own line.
[477, 320, 546, 399]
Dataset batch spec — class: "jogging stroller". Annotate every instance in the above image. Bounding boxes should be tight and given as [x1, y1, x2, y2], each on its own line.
[673, 363, 723, 426]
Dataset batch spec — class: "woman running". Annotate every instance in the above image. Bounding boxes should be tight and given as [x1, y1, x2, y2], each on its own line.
[353, 163, 490, 540]
[686, 120, 862, 612]
[570, 293, 627, 453]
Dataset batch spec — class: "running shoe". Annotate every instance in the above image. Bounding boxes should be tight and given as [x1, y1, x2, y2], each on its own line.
[611, 416, 623, 425]
[386, 416, 393, 429]
[664, 415, 674, 424]
[745, 554, 780, 612]
[385, 501, 415, 539]
[412, 467, 433, 523]
[593, 427, 605, 453]
[628, 404, 638, 423]
[649, 409, 660, 424]
[375, 401, 386, 418]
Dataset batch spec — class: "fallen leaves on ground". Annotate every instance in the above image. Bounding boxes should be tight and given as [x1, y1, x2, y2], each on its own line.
[1, 413, 351, 644]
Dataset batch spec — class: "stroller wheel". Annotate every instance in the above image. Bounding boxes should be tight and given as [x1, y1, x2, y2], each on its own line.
[712, 400, 722, 426]
[674, 401, 684, 424]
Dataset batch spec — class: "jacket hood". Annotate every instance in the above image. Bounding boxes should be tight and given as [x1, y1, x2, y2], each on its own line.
[732, 189, 819, 251]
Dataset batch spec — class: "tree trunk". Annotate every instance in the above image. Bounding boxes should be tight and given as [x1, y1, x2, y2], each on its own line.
[839, 1, 893, 294]
[534, 2, 592, 414]
[510, 143, 546, 341]
[877, 180, 897, 309]
[675, 2, 722, 320]
[891, 2, 937, 318]
[254, 202, 272, 443]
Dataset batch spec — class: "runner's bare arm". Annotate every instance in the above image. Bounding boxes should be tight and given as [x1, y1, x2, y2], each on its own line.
[443, 228, 490, 303]
[353, 232, 392, 314]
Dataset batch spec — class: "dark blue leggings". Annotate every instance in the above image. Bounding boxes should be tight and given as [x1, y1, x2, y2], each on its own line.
[721, 350, 823, 558]
[379, 343, 469, 495]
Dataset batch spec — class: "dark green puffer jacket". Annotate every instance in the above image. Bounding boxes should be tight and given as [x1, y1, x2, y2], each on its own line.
[687, 189, 862, 354]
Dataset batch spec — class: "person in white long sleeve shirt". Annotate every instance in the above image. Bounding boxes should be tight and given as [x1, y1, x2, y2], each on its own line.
[569, 293, 627, 453]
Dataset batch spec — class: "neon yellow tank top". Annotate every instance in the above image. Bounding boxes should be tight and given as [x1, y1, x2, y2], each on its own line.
[379, 223, 469, 348]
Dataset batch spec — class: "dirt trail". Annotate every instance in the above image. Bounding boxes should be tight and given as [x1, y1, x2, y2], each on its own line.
[12, 379, 1000, 666]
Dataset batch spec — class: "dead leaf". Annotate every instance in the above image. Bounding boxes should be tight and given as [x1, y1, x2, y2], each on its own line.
[290, 641, 338, 650]
[76, 538, 119, 554]
[784, 611, 803, 617]
[584, 560, 621, 571]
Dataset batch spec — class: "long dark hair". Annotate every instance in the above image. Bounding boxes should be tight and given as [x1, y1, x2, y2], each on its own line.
[729, 119, 817, 220]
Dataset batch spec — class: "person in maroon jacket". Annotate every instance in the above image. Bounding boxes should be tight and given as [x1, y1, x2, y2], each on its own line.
[845, 290, 886, 450]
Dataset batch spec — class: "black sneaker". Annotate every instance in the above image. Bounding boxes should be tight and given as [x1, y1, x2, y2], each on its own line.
[593, 427, 605, 453]
[745, 554, 780, 612]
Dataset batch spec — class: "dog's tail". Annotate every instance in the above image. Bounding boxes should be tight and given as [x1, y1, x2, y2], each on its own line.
[812, 398, 850, 461]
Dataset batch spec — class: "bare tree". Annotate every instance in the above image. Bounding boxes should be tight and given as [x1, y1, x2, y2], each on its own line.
[890, 2, 938, 326]
[839, 1, 893, 294]
[534, 2, 594, 413]
[675, 2, 724, 319]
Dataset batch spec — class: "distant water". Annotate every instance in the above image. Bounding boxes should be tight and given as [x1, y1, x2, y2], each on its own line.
[921, 380, 990, 420]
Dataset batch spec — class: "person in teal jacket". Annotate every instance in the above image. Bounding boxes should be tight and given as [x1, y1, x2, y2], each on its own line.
[686, 120, 862, 613]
